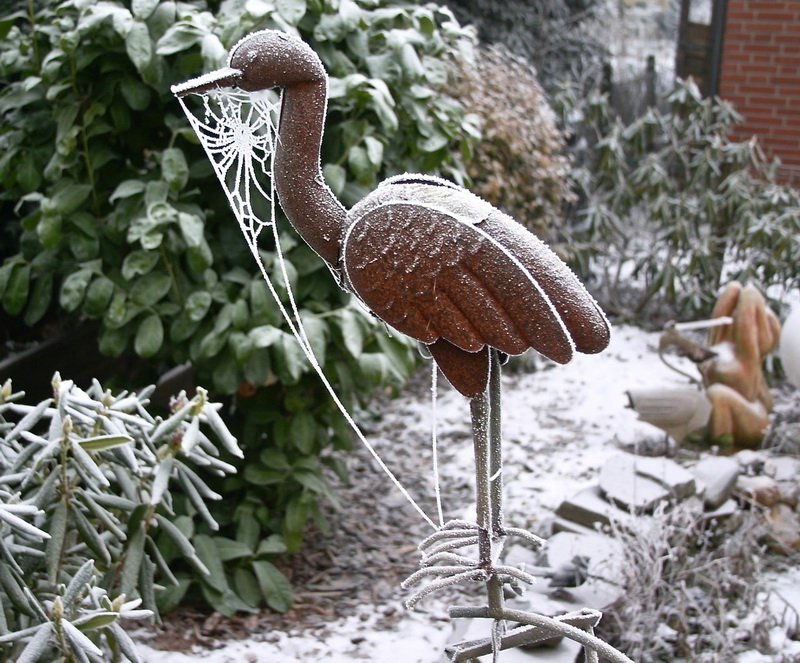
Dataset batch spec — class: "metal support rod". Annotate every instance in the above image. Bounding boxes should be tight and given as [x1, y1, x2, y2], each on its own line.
[488, 349, 504, 538]
[469, 391, 492, 569]
[447, 607, 634, 663]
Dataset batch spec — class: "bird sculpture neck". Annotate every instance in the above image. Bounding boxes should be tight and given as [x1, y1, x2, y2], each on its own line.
[273, 78, 346, 268]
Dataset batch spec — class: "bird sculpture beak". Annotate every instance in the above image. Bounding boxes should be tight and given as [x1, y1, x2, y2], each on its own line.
[171, 67, 243, 97]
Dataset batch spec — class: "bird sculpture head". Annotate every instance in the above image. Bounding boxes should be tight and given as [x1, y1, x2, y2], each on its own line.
[173, 30, 324, 97]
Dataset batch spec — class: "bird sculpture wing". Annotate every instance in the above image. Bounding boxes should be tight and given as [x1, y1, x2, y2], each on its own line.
[342, 182, 609, 396]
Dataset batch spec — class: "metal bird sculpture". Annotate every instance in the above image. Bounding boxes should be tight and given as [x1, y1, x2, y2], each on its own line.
[173, 30, 622, 661]
[172, 30, 610, 398]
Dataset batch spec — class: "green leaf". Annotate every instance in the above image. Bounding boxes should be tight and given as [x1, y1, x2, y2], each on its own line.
[59, 268, 92, 312]
[110, 179, 146, 203]
[214, 537, 253, 562]
[122, 250, 160, 279]
[256, 534, 288, 556]
[126, 21, 153, 73]
[36, 211, 62, 249]
[156, 24, 204, 55]
[348, 145, 373, 185]
[251, 560, 293, 613]
[323, 163, 346, 196]
[236, 511, 261, 553]
[72, 612, 117, 631]
[2, 261, 30, 315]
[184, 290, 212, 322]
[84, 276, 115, 317]
[193, 534, 227, 593]
[289, 410, 317, 454]
[134, 313, 164, 357]
[162, 148, 189, 192]
[273, 332, 306, 384]
[178, 211, 204, 247]
[119, 78, 151, 111]
[132, 0, 160, 20]
[130, 271, 171, 307]
[24, 273, 53, 326]
[17, 156, 41, 193]
[284, 498, 309, 537]
[247, 279, 274, 323]
[78, 433, 134, 451]
[299, 312, 327, 365]
[249, 325, 281, 348]
[232, 568, 261, 609]
[364, 135, 384, 167]
[51, 184, 92, 215]
[187, 240, 213, 272]
[337, 308, 366, 357]
[243, 464, 284, 486]
[276, 0, 307, 25]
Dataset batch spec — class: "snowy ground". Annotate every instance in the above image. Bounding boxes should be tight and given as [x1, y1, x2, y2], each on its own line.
[137, 324, 800, 662]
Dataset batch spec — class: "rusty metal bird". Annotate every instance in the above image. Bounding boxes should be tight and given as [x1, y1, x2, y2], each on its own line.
[172, 30, 610, 398]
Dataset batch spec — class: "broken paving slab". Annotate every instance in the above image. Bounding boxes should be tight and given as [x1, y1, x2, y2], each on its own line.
[763, 456, 800, 483]
[545, 531, 624, 583]
[554, 485, 637, 530]
[628, 454, 697, 499]
[691, 455, 740, 509]
[599, 453, 696, 512]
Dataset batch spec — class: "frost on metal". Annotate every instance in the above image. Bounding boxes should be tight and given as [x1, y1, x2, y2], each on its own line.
[173, 29, 628, 663]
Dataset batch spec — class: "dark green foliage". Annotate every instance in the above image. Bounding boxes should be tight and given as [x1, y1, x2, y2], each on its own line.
[0, 0, 477, 614]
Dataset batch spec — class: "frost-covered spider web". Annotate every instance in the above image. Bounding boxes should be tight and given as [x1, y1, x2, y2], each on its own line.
[176, 89, 437, 529]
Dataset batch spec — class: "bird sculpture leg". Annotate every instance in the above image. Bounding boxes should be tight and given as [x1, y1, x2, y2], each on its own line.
[470, 350, 505, 610]
[471, 349, 507, 657]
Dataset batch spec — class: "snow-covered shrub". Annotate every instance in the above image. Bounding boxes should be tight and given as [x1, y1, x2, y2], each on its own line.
[0, 375, 240, 661]
[559, 78, 800, 319]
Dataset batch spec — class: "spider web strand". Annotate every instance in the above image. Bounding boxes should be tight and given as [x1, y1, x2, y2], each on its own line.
[177, 91, 436, 529]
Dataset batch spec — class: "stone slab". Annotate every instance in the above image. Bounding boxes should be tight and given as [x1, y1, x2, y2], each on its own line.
[554, 485, 636, 530]
[599, 453, 696, 512]
[632, 454, 697, 500]
[545, 531, 624, 589]
[600, 457, 669, 513]
[735, 474, 781, 507]
[763, 456, 800, 483]
[691, 455, 740, 509]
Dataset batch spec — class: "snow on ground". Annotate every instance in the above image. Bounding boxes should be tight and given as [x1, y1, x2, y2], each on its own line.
[139, 324, 798, 663]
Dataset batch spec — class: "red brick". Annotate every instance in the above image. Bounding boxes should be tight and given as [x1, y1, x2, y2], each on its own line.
[753, 12, 795, 23]
[738, 84, 776, 95]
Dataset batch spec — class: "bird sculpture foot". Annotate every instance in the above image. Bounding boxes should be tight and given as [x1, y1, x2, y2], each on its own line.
[401, 519, 544, 609]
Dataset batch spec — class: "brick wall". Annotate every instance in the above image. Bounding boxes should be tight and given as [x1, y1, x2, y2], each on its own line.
[718, 0, 800, 183]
